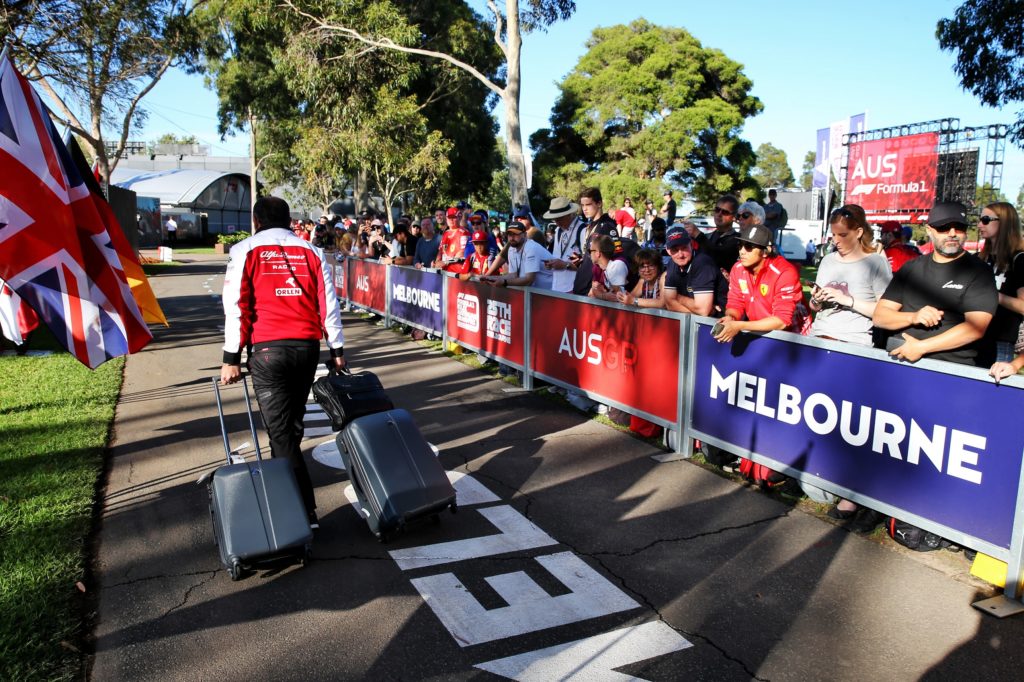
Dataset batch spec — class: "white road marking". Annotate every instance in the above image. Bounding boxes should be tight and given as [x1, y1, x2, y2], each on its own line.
[306, 403, 325, 413]
[445, 470, 500, 506]
[312, 440, 343, 469]
[389, 505, 557, 571]
[343, 484, 370, 517]
[410, 551, 641, 647]
[474, 621, 692, 681]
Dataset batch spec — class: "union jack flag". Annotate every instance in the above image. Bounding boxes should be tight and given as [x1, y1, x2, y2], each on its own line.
[0, 53, 151, 368]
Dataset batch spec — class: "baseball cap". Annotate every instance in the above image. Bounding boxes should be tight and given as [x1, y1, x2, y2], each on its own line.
[455, 200, 471, 210]
[738, 224, 772, 249]
[928, 201, 968, 228]
[665, 226, 691, 249]
[879, 220, 902, 234]
[505, 221, 526, 233]
[512, 205, 531, 219]
[471, 230, 488, 243]
[446, 207, 460, 218]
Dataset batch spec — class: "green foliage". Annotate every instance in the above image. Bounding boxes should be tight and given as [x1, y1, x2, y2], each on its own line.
[937, 0, 1024, 145]
[1017, 183, 1024, 214]
[216, 231, 251, 246]
[975, 182, 1008, 208]
[530, 19, 761, 208]
[799, 150, 816, 190]
[0, 354, 124, 680]
[751, 142, 794, 190]
[469, 137, 513, 213]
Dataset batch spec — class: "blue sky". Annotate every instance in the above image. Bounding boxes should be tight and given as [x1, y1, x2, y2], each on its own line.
[139, 0, 1023, 200]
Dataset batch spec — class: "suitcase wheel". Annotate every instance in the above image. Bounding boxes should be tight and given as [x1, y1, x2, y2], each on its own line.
[299, 546, 312, 567]
[228, 560, 243, 581]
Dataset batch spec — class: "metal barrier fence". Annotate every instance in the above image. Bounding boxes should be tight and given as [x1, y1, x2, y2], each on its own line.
[324, 254, 1024, 608]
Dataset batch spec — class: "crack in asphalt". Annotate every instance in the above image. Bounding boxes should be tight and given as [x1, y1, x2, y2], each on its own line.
[162, 571, 219, 618]
[105, 568, 221, 589]
[589, 509, 793, 558]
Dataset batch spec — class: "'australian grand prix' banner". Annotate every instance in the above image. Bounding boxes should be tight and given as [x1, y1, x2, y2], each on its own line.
[530, 294, 681, 423]
[690, 328, 1024, 550]
[347, 258, 387, 314]
[446, 277, 525, 366]
[389, 266, 443, 333]
[845, 132, 939, 211]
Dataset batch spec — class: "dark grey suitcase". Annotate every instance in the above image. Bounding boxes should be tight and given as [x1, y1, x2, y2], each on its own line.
[338, 409, 457, 540]
[202, 377, 313, 580]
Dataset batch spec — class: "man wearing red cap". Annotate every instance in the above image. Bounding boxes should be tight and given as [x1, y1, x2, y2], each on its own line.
[458, 230, 494, 279]
[878, 220, 919, 273]
[434, 207, 470, 272]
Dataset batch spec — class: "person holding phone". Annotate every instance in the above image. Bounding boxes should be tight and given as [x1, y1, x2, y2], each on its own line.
[541, 197, 584, 293]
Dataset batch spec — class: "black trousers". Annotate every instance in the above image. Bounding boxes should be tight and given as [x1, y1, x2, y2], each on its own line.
[248, 342, 320, 514]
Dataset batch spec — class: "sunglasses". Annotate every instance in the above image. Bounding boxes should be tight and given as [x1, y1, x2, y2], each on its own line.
[830, 208, 853, 220]
[739, 242, 762, 251]
[714, 207, 734, 215]
[932, 224, 968, 234]
[979, 215, 1000, 225]
[737, 212, 752, 220]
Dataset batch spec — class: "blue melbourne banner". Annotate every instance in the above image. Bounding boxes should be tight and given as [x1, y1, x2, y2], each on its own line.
[690, 330, 1024, 549]
[389, 266, 443, 333]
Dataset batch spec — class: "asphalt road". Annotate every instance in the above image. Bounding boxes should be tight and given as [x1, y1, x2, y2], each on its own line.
[89, 256, 1024, 680]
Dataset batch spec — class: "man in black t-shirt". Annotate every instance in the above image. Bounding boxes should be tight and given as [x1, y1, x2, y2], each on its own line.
[874, 201, 997, 366]
[662, 226, 726, 316]
[688, 194, 741, 274]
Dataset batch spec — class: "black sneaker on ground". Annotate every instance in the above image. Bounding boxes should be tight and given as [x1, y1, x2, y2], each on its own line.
[849, 508, 885, 534]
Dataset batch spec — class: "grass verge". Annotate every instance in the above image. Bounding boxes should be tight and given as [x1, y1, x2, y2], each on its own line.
[0, 352, 124, 680]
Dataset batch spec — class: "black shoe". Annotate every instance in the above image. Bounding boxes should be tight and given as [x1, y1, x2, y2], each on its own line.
[307, 511, 320, 530]
[827, 505, 857, 521]
[849, 508, 885, 534]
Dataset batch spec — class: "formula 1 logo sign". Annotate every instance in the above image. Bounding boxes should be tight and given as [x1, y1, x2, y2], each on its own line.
[845, 132, 938, 211]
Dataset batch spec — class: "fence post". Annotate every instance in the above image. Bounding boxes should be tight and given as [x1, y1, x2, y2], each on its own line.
[441, 274, 449, 352]
[384, 263, 392, 328]
[522, 288, 533, 390]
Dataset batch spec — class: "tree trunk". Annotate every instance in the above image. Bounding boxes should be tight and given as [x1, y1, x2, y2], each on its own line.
[504, 0, 527, 209]
[248, 109, 259, 212]
[357, 168, 371, 213]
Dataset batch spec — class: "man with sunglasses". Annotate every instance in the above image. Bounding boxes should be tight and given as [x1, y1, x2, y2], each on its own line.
[689, 194, 741, 273]
[712, 224, 802, 343]
[874, 201, 997, 365]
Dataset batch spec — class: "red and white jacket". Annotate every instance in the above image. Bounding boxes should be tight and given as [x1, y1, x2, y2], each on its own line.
[222, 228, 344, 364]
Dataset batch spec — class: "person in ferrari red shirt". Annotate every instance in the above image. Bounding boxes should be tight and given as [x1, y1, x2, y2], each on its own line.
[713, 224, 802, 343]
[220, 196, 345, 529]
[458, 230, 494, 279]
[878, 220, 920, 273]
[434, 207, 470, 272]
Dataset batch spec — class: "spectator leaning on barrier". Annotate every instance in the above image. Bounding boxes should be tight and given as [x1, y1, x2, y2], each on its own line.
[713, 223, 802, 343]
[616, 248, 666, 310]
[543, 197, 586, 293]
[482, 219, 553, 290]
[804, 204, 893, 526]
[873, 201, 997, 366]
[465, 210, 500, 262]
[878, 220, 919, 274]
[662, 226, 726, 316]
[688, 194, 741, 274]
[589, 234, 629, 301]
[414, 218, 440, 269]
[458, 230, 494, 280]
[381, 220, 417, 266]
[435, 207, 470, 272]
[977, 202, 1024, 364]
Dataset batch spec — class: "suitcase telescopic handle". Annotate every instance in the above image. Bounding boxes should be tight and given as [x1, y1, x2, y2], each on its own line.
[211, 376, 264, 465]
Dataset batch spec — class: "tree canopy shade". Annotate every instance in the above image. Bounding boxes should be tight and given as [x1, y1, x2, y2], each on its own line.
[529, 19, 761, 209]
[1, 0, 204, 183]
[937, 0, 1024, 145]
[280, 0, 576, 208]
[751, 143, 794, 191]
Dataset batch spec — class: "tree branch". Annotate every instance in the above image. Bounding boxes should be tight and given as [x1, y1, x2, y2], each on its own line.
[485, 0, 508, 56]
[280, 0, 505, 99]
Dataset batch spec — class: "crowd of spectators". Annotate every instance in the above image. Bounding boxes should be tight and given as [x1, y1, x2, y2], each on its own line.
[304, 190, 1023, 546]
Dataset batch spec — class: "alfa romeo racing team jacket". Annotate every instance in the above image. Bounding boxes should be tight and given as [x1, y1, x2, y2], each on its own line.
[222, 227, 345, 365]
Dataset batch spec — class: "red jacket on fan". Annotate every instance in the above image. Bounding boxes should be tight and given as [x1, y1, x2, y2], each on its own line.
[222, 227, 345, 365]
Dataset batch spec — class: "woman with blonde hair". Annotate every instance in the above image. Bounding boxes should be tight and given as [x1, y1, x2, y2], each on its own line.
[979, 202, 1024, 363]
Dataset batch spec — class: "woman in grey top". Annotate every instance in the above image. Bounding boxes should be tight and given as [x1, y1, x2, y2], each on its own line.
[805, 204, 892, 527]
[809, 205, 892, 346]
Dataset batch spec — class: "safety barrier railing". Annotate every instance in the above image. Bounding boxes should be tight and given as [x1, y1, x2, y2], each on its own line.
[324, 253, 1024, 609]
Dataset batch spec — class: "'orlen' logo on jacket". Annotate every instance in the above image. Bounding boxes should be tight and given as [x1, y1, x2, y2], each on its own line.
[275, 287, 301, 296]
[456, 293, 479, 332]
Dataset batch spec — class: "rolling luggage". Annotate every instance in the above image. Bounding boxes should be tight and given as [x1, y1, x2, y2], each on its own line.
[338, 409, 457, 540]
[201, 376, 313, 580]
[311, 368, 394, 431]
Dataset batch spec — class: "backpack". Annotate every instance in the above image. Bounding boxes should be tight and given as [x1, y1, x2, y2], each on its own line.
[778, 206, 788, 229]
[737, 458, 789, 489]
[886, 518, 949, 552]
